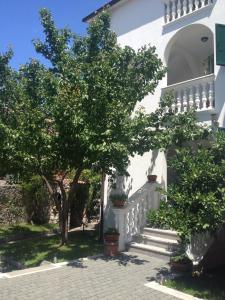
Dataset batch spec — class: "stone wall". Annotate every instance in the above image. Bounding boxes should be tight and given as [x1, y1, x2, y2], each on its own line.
[0, 185, 26, 225]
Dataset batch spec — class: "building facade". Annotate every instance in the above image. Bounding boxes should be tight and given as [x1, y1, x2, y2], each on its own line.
[85, 0, 225, 255]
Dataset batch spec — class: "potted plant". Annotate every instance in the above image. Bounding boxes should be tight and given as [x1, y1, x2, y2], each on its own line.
[147, 174, 157, 183]
[109, 193, 127, 208]
[170, 253, 192, 273]
[104, 227, 120, 243]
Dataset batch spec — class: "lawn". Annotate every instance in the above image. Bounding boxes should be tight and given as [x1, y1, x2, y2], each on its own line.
[0, 230, 102, 269]
[0, 223, 58, 241]
[164, 270, 225, 300]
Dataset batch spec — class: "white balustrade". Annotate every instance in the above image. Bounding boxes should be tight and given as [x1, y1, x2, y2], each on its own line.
[163, 0, 214, 24]
[112, 183, 160, 251]
[162, 74, 215, 113]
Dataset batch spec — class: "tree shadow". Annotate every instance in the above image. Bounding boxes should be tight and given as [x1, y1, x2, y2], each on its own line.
[90, 252, 149, 267]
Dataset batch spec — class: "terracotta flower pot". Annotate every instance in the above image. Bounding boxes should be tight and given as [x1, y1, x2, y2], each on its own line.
[104, 241, 119, 257]
[112, 200, 125, 208]
[147, 175, 157, 183]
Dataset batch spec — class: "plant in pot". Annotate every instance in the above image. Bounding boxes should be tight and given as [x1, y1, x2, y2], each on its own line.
[170, 252, 192, 273]
[147, 174, 157, 183]
[110, 193, 127, 208]
[104, 227, 120, 243]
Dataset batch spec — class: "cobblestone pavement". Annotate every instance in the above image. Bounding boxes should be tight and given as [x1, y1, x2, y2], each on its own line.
[0, 252, 179, 300]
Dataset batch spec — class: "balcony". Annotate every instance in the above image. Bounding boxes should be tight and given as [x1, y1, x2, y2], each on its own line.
[163, 0, 214, 25]
[162, 74, 215, 112]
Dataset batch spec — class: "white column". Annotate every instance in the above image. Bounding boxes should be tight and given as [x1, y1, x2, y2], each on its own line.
[208, 81, 214, 109]
[113, 208, 127, 251]
[183, 89, 188, 111]
[183, 0, 188, 15]
[202, 0, 206, 6]
[194, 0, 199, 10]
[195, 85, 201, 110]
[164, 1, 170, 23]
[202, 83, 208, 109]
[177, 0, 182, 17]
[189, 87, 194, 109]
[171, 0, 176, 20]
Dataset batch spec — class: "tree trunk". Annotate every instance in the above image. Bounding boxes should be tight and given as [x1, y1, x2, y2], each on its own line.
[58, 182, 68, 245]
[99, 172, 106, 242]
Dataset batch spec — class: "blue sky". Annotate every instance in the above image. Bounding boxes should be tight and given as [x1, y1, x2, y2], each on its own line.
[0, 0, 109, 69]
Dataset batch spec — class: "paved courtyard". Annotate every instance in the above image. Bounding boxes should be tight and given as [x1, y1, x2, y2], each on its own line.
[0, 252, 179, 300]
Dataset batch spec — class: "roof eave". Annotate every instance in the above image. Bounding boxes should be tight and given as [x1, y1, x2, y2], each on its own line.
[82, 0, 122, 22]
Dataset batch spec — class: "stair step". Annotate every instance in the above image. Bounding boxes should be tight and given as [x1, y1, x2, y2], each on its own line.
[133, 234, 179, 251]
[129, 242, 175, 261]
[143, 228, 179, 240]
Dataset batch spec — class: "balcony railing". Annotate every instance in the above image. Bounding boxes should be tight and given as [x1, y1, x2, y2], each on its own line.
[163, 0, 214, 24]
[162, 74, 215, 113]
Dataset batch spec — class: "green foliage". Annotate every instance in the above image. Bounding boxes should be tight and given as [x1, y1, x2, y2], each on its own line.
[148, 131, 225, 243]
[170, 253, 192, 264]
[21, 176, 51, 225]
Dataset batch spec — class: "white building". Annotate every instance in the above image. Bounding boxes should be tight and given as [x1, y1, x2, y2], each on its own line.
[84, 0, 225, 263]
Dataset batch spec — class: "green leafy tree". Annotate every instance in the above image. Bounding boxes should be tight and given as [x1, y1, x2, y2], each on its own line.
[148, 131, 225, 244]
[0, 10, 207, 245]
[0, 10, 166, 244]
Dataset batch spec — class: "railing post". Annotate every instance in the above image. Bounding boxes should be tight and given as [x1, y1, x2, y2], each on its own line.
[189, 87, 194, 108]
[202, 83, 208, 109]
[183, 0, 188, 15]
[171, 0, 176, 21]
[113, 207, 127, 251]
[177, 0, 182, 17]
[208, 81, 214, 109]
[183, 89, 188, 111]
[194, 0, 199, 10]
[195, 84, 201, 110]
[164, 1, 170, 23]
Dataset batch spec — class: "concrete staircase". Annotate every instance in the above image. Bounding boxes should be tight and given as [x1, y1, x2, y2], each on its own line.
[128, 227, 180, 261]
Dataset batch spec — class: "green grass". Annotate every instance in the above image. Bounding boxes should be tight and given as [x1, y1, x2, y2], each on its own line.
[0, 230, 102, 268]
[0, 223, 58, 241]
[164, 271, 225, 300]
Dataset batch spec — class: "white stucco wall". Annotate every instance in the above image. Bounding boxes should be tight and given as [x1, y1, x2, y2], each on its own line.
[103, 0, 225, 214]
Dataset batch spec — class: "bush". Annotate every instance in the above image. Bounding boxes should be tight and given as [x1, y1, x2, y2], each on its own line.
[21, 176, 51, 225]
[148, 131, 225, 243]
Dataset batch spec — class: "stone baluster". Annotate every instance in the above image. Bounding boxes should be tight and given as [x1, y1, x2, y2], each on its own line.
[175, 91, 181, 112]
[164, 1, 170, 23]
[208, 81, 214, 109]
[194, 0, 199, 10]
[143, 198, 148, 226]
[200, 0, 206, 6]
[189, 87, 194, 108]
[177, 0, 182, 17]
[195, 85, 201, 110]
[133, 204, 138, 235]
[202, 83, 208, 109]
[191, 0, 195, 11]
[183, 0, 188, 15]
[177, 90, 182, 113]
[183, 89, 188, 111]
[171, 0, 176, 20]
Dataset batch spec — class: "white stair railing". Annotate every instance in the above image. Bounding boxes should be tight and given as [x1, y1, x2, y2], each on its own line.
[163, 0, 214, 24]
[112, 183, 160, 251]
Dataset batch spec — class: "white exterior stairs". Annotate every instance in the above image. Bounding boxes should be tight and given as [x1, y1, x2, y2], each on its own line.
[128, 227, 180, 261]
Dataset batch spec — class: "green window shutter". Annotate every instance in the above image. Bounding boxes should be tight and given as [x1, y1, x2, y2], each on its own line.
[216, 24, 225, 66]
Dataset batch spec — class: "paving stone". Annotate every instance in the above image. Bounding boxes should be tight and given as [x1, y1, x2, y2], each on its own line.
[0, 252, 180, 300]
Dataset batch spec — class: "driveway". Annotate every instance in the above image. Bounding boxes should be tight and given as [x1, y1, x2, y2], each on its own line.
[0, 252, 179, 300]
